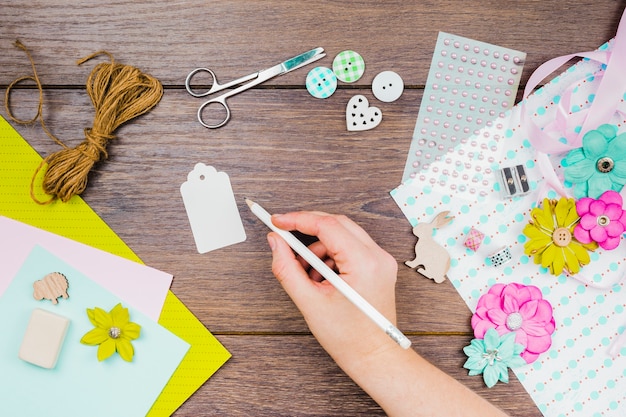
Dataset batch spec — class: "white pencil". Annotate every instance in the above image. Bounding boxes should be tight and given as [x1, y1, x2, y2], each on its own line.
[245, 198, 411, 350]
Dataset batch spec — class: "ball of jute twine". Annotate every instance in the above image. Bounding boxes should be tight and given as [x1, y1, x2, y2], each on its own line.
[5, 40, 163, 204]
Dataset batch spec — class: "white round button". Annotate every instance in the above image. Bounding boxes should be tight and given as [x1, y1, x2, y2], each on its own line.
[372, 71, 404, 102]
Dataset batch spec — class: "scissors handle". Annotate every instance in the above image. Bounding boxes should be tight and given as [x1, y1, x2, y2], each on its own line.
[185, 68, 218, 97]
[185, 67, 257, 97]
[197, 97, 231, 129]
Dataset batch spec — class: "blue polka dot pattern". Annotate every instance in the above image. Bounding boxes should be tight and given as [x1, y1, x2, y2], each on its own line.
[388, 42, 626, 416]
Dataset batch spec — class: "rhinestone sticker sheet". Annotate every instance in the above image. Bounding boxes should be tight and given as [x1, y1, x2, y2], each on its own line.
[401, 32, 525, 183]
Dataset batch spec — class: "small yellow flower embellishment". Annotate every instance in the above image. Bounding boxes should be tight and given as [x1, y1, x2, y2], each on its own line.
[80, 303, 141, 362]
[523, 197, 598, 276]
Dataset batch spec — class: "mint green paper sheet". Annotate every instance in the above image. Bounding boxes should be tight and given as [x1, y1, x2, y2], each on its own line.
[0, 246, 190, 417]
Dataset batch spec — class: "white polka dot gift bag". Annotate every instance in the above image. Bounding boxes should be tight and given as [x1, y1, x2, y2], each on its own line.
[392, 10, 626, 417]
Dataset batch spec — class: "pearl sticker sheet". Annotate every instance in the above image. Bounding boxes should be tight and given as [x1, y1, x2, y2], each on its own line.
[392, 40, 626, 417]
[402, 32, 525, 183]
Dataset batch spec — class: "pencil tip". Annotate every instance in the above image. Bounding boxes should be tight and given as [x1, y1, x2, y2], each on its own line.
[244, 197, 253, 208]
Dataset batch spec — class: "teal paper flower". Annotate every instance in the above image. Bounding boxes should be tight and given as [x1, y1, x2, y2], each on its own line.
[463, 328, 527, 388]
[564, 124, 626, 199]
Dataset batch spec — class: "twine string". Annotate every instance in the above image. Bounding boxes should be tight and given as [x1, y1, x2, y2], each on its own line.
[5, 40, 163, 204]
[5, 40, 67, 151]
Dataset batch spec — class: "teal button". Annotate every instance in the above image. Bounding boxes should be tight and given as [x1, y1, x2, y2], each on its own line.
[305, 67, 337, 99]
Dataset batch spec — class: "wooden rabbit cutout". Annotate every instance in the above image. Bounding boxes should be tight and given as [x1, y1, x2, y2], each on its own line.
[405, 211, 454, 283]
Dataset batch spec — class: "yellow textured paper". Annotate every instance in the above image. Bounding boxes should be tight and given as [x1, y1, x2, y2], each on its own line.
[0, 115, 231, 416]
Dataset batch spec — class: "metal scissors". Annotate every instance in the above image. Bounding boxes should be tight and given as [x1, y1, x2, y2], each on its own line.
[185, 47, 326, 129]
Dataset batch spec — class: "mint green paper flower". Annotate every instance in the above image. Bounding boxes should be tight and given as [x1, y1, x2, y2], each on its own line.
[564, 124, 626, 199]
[463, 328, 527, 388]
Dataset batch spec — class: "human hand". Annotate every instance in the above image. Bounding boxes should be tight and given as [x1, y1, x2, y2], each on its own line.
[267, 212, 510, 417]
[267, 211, 399, 364]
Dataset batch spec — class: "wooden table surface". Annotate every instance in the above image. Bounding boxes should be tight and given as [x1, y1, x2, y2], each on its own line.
[1, 1, 624, 415]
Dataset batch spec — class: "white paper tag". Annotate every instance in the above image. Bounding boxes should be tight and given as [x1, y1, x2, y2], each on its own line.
[180, 163, 246, 253]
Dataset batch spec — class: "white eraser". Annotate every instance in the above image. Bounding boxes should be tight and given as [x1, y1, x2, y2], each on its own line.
[19, 308, 70, 369]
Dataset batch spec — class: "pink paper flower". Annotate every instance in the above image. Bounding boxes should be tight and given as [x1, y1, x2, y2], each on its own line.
[574, 190, 626, 250]
[471, 283, 555, 363]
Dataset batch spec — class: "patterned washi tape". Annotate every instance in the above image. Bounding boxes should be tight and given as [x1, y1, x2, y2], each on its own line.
[488, 246, 512, 267]
[332, 50, 365, 83]
[305, 67, 337, 99]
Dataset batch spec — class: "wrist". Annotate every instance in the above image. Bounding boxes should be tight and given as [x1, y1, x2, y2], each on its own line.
[325, 320, 406, 378]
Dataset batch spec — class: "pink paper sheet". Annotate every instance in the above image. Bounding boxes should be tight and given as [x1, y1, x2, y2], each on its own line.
[0, 216, 172, 321]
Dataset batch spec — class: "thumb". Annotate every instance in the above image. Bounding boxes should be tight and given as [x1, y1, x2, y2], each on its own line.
[267, 232, 317, 305]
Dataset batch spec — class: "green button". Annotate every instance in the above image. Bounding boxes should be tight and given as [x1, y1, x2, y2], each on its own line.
[332, 50, 365, 83]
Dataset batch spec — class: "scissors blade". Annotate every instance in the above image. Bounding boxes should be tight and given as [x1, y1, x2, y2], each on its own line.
[279, 47, 326, 74]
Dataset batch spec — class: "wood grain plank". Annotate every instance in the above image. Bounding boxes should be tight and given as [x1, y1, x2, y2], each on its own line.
[1, 0, 622, 86]
[1, 88, 477, 334]
[174, 335, 540, 416]
[2, 3, 617, 414]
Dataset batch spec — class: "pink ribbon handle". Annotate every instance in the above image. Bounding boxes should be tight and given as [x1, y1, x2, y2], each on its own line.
[519, 48, 610, 199]
[522, 7, 626, 153]
[581, 9, 626, 135]
[522, 49, 610, 154]
[609, 330, 626, 358]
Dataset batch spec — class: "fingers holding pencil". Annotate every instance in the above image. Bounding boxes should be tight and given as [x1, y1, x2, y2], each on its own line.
[273, 211, 376, 247]
[266, 232, 320, 303]
[294, 240, 338, 282]
[248, 199, 410, 350]
[270, 212, 378, 270]
[269, 233, 335, 284]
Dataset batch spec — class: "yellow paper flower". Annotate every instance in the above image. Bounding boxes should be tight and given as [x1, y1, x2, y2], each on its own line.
[80, 303, 141, 362]
[523, 197, 597, 275]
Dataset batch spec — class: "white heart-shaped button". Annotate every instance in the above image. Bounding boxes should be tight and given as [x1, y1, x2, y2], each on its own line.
[346, 95, 382, 131]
